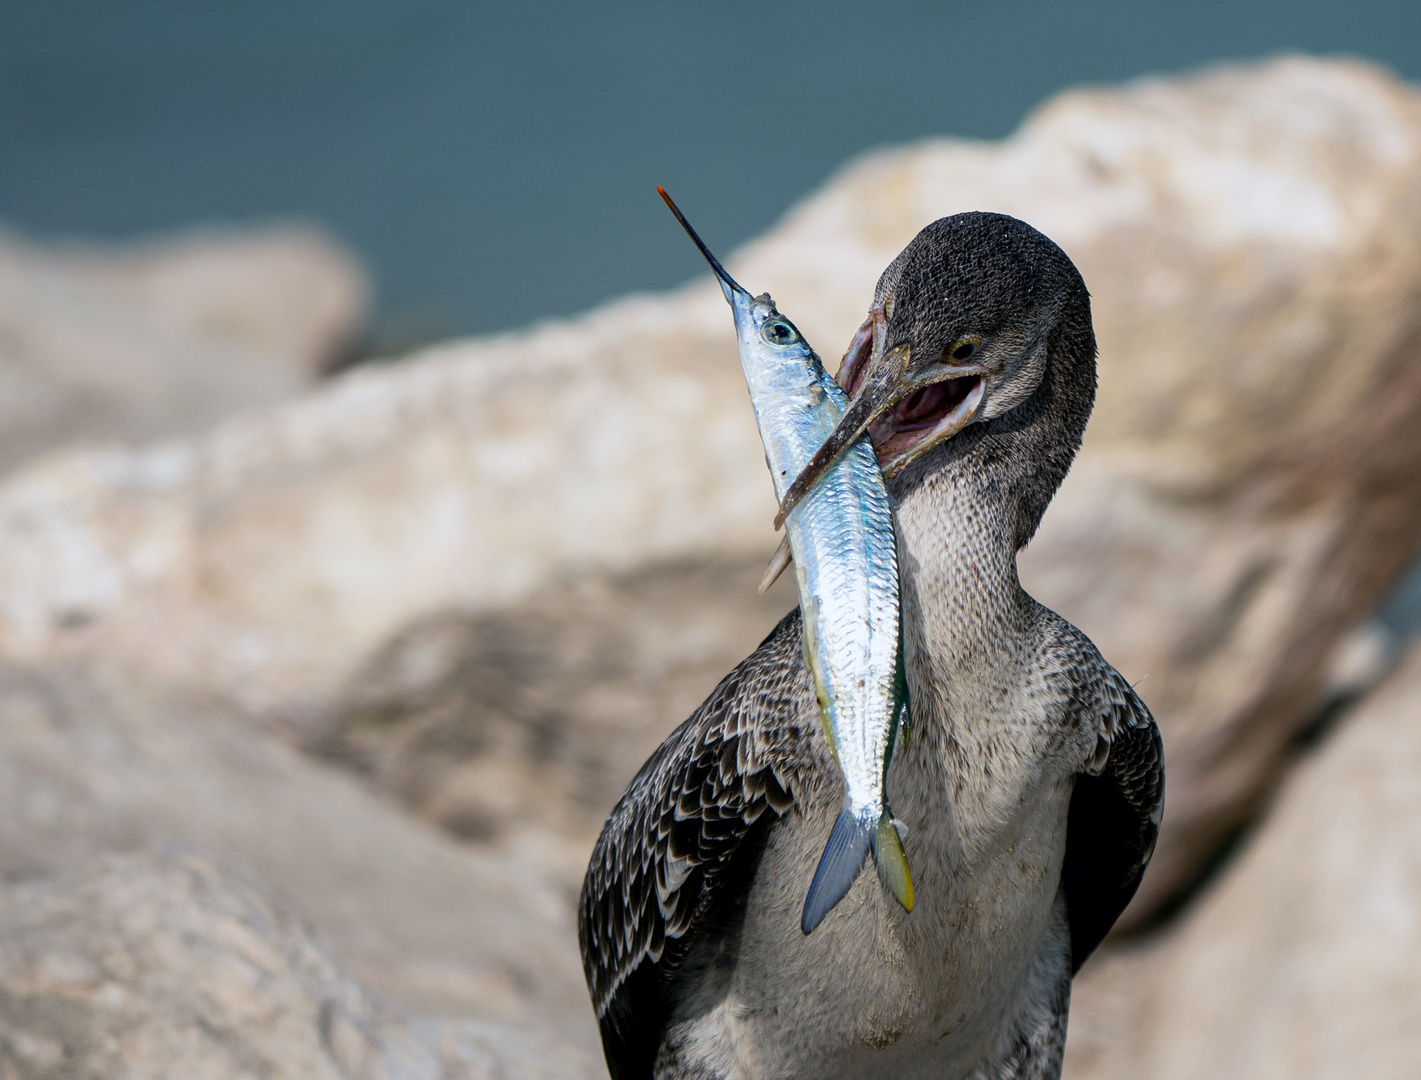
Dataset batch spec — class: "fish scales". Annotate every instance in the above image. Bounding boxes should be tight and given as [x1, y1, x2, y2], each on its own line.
[658, 188, 912, 934]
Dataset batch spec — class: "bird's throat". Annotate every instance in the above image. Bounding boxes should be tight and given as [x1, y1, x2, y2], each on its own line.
[893, 449, 1031, 682]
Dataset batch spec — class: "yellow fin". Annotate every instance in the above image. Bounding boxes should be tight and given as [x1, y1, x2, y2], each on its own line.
[872, 812, 914, 912]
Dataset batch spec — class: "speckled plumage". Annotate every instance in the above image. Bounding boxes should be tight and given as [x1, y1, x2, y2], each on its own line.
[579, 213, 1164, 1080]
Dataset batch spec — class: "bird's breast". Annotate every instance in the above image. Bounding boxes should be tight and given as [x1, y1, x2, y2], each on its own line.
[689, 736, 1074, 1080]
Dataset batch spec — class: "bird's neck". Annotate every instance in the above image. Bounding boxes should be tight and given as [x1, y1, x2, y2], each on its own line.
[883, 324, 1095, 854]
[890, 323, 1094, 689]
[894, 454, 1029, 688]
[889, 453, 1050, 857]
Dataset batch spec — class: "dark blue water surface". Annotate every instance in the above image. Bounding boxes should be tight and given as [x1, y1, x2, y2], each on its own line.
[2, 1, 1419, 342]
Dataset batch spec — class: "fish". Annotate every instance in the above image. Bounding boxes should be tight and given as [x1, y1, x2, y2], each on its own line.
[658, 187, 913, 935]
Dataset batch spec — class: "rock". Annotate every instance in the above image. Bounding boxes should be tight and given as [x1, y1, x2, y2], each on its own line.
[62, 225, 371, 375]
[0, 854, 402, 1080]
[1063, 641, 1421, 1080]
[0, 223, 370, 475]
[1320, 620, 1399, 705]
[0, 58, 1419, 917]
[0, 658, 603, 1073]
[307, 555, 797, 853]
[0, 854, 598, 1080]
[1007, 60, 1421, 914]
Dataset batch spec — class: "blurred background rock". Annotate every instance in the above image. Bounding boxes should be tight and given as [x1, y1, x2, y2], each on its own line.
[0, 224, 369, 472]
[2, 4, 1421, 1078]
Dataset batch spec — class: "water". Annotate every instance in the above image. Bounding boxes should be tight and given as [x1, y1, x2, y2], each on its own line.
[2, 1, 1419, 343]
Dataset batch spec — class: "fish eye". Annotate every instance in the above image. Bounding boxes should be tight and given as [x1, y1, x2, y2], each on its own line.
[950, 339, 978, 362]
[761, 318, 801, 347]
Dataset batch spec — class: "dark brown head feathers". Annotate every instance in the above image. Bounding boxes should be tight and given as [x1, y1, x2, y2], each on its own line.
[879, 212, 1097, 548]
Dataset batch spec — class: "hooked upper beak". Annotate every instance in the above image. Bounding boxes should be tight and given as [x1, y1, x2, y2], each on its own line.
[773, 311, 991, 529]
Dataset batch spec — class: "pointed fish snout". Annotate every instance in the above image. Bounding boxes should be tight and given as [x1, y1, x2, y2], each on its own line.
[658, 187, 749, 305]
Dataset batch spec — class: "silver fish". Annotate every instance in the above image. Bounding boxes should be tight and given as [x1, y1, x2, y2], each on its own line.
[659, 188, 912, 934]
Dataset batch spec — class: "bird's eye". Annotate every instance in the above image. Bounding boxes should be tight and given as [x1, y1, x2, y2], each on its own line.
[761, 318, 800, 347]
[950, 340, 978, 362]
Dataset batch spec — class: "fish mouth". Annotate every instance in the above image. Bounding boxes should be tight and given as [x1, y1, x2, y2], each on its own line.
[773, 310, 990, 529]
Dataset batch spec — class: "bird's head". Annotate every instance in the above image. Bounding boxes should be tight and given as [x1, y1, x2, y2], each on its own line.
[775, 212, 1096, 547]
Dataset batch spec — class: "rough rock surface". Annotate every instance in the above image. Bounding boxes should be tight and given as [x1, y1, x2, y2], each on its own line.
[0, 58, 1419, 918]
[0, 223, 369, 475]
[1008, 63, 1421, 912]
[0, 659, 603, 1077]
[0, 855, 406, 1079]
[0, 854, 598, 1080]
[1063, 641, 1421, 1080]
[307, 555, 797, 851]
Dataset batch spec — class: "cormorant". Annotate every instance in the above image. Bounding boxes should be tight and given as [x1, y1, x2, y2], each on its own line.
[578, 212, 1164, 1080]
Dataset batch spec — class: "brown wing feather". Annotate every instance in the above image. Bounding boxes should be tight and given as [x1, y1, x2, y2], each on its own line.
[577, 610, 812, 1080]
[1062, 655, 1165, 972]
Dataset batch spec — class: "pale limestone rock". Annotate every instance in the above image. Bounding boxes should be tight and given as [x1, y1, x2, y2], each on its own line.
[0, 855, 399, 1080]
[1063, 642, 1421, 1080]
[0, 223, 369, 474]
[0, 296, 773, 713]
[78, 225, 371, 372]
[0, 58, 1419, 916]
[307, 555, 798, 854]
[0, 659, 602, 1071]
[0, 855, 596, 1080]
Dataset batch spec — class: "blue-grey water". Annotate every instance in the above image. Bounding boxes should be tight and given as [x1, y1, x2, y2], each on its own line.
[3, 1, 1420, 343]
[2, 1, 1419, 633]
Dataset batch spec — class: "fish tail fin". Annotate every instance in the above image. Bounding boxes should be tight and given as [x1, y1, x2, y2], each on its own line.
[801, 805, 873, 934]
[871, 810, 914, 913]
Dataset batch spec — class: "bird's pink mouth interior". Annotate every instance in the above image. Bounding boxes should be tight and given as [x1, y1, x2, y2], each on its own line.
[833, 312, 985, 469]
[892, 378, 979, 428]
[871, 376, 985, 464]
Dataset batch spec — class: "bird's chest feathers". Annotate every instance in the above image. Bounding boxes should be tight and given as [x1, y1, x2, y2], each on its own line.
[886, 676, 1071, 970]
[719, 688, 1072, 1078]
[890, 601, 1070, 857]
[891, 476, 1077, 862]
[713, 475, 1081, 1075]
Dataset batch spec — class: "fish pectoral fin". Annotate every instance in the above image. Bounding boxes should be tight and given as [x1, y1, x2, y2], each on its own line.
[801, 806, 874, 935]
[872, 811, 914, 914]
[758, 535, 792, 595]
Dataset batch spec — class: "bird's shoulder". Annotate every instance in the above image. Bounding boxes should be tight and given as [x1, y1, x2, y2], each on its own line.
[1029, 609, 1158, 765]
[577, 608, 815, 1080]
[1031, 607, 1165, 971]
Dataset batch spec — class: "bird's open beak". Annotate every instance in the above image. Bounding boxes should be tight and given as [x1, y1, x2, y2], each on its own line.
[774, 313, 991, 529]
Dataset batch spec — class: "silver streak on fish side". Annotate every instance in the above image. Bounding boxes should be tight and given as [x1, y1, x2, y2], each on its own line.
[658, 187, 912, 933]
